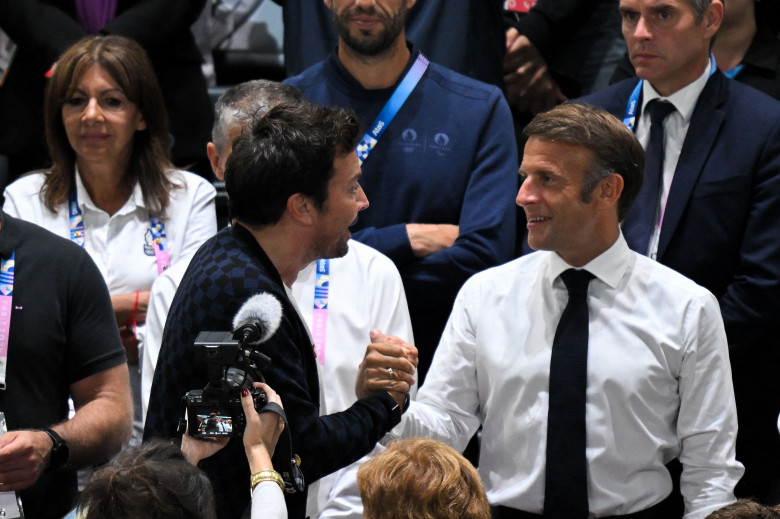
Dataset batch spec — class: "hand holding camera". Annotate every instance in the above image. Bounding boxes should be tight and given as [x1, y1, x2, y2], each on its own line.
[181, 381, 284, 471]
[181, 293, 283, 439]
[242, 382, 284, 473]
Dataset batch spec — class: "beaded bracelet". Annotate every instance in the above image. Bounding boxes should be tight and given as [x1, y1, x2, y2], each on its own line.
[250, 470, 285, 492]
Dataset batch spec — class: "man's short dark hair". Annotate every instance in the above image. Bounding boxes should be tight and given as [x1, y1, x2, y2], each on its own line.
[523, 103, 645, 221]
[225, 102, 361, 227]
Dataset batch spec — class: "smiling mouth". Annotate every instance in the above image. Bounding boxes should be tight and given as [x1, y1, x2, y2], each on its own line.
[528, 217, 550, 223]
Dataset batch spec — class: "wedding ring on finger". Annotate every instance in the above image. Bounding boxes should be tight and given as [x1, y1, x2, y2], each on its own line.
[386, 367, 395, 379]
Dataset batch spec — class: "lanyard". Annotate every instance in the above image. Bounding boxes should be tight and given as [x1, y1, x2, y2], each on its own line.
[311, 259, 329, 366]
[149, 216, 171, 274]
[68, 191, 86, 247]
[68, 189, 171, 274]
[623, 53, 716, 132]
[623, 53, 716, 258]
[724, 63, 743, 79]
[356, 52, 429, 165]
[0, 252, 15, 389]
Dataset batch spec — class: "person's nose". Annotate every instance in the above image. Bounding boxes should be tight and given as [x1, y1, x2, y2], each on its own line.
[516, 177, 537, 207]
[356, 184, 369, 211]
[82, 98, 103, 122]
[633, 15, 653, 41]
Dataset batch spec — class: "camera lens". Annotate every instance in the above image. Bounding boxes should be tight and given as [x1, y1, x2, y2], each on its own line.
[225, 367, 250, 388]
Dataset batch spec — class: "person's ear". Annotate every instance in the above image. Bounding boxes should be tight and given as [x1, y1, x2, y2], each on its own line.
[287, 193, 317, 225]
[206, 142, 224, 181]
[595, 173, 624, 209]
[703, 0, 724, 39]
[135, 112, 147, 132]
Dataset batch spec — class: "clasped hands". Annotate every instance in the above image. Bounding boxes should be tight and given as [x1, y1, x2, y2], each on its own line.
[356, 329, 418, 408]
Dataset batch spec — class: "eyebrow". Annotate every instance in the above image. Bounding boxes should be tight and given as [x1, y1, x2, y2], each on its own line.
[71, 87, 126, 96]
[650, 3, 677, 13]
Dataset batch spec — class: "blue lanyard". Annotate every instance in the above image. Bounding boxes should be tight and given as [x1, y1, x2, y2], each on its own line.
[0, 251, 14, 389]
[312, 259, 329, 365]
[68, 188, 171, 273]
[68, 190, 85, 247]
[724, 63, 743, 79]
[314, 259, 329, 310]
[623, 53, 717, 132]
[356, 52, 429, 165]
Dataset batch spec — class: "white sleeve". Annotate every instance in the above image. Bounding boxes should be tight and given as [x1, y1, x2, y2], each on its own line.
[678, 293, 743, 519]
[175, 173, 217, 261]
[394, 282, 482, 451]
[252, 482, 288, 519]
[2, 174, 49, 223]
[141, 264, 187, 423]
[2, 188, 21, 217]
[315, 444, 386, 519]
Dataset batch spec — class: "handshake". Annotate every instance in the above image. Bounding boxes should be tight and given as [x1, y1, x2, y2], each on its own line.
[355, 329, 418, 409]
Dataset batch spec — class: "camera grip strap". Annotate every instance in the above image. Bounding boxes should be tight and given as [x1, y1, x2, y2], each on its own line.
[258, 402, 305, 494]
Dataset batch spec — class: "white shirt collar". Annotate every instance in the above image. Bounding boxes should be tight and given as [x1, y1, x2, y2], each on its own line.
[74, 164, 145, 215]
[547, 232, 631, 290]
[641, 58, 711, 124]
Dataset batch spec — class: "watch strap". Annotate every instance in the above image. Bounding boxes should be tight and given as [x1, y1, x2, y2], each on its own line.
[43, 428, 69, 471]
[376, 391, 404, 427]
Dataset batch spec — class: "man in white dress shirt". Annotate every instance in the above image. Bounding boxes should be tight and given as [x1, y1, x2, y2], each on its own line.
[395, 103, 742, 519]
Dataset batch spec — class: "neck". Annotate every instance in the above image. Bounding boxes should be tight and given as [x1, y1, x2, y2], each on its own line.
[650, 52, 710, 97]
[237, 220, 315, 287]
[560, 225, 619, 268]
[77, 163, 132, 216]
[337, 36, 411, 90]
[713, 12, 756, 73]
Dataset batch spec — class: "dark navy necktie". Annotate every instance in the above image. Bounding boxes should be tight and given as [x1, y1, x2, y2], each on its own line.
[623, 100, 676, 253]
[544, 268, 595, 519]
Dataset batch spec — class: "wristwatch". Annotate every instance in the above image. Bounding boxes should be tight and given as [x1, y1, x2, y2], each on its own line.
[43, 428, 70, 471]
[378, 391, 409, 427]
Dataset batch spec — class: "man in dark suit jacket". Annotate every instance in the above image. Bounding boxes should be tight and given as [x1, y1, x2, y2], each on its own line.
[578, 0, 780, 505]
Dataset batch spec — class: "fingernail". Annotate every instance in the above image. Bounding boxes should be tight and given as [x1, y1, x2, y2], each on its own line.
[241, 388, 250, 397]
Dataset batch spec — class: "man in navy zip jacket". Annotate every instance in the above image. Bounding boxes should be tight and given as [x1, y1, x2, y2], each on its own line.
[577, 0, 780, 504]
[286, 0, 518, 381]
[273, 0, 506, 86]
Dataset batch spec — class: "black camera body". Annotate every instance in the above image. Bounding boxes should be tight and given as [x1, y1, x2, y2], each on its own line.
[184, 331, 270, 438]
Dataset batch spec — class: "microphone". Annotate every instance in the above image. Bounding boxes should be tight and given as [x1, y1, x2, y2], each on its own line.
[232, 293, 283, 349]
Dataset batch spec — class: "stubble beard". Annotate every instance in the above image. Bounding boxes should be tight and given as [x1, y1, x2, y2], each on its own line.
[333, 5, 407, 57]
